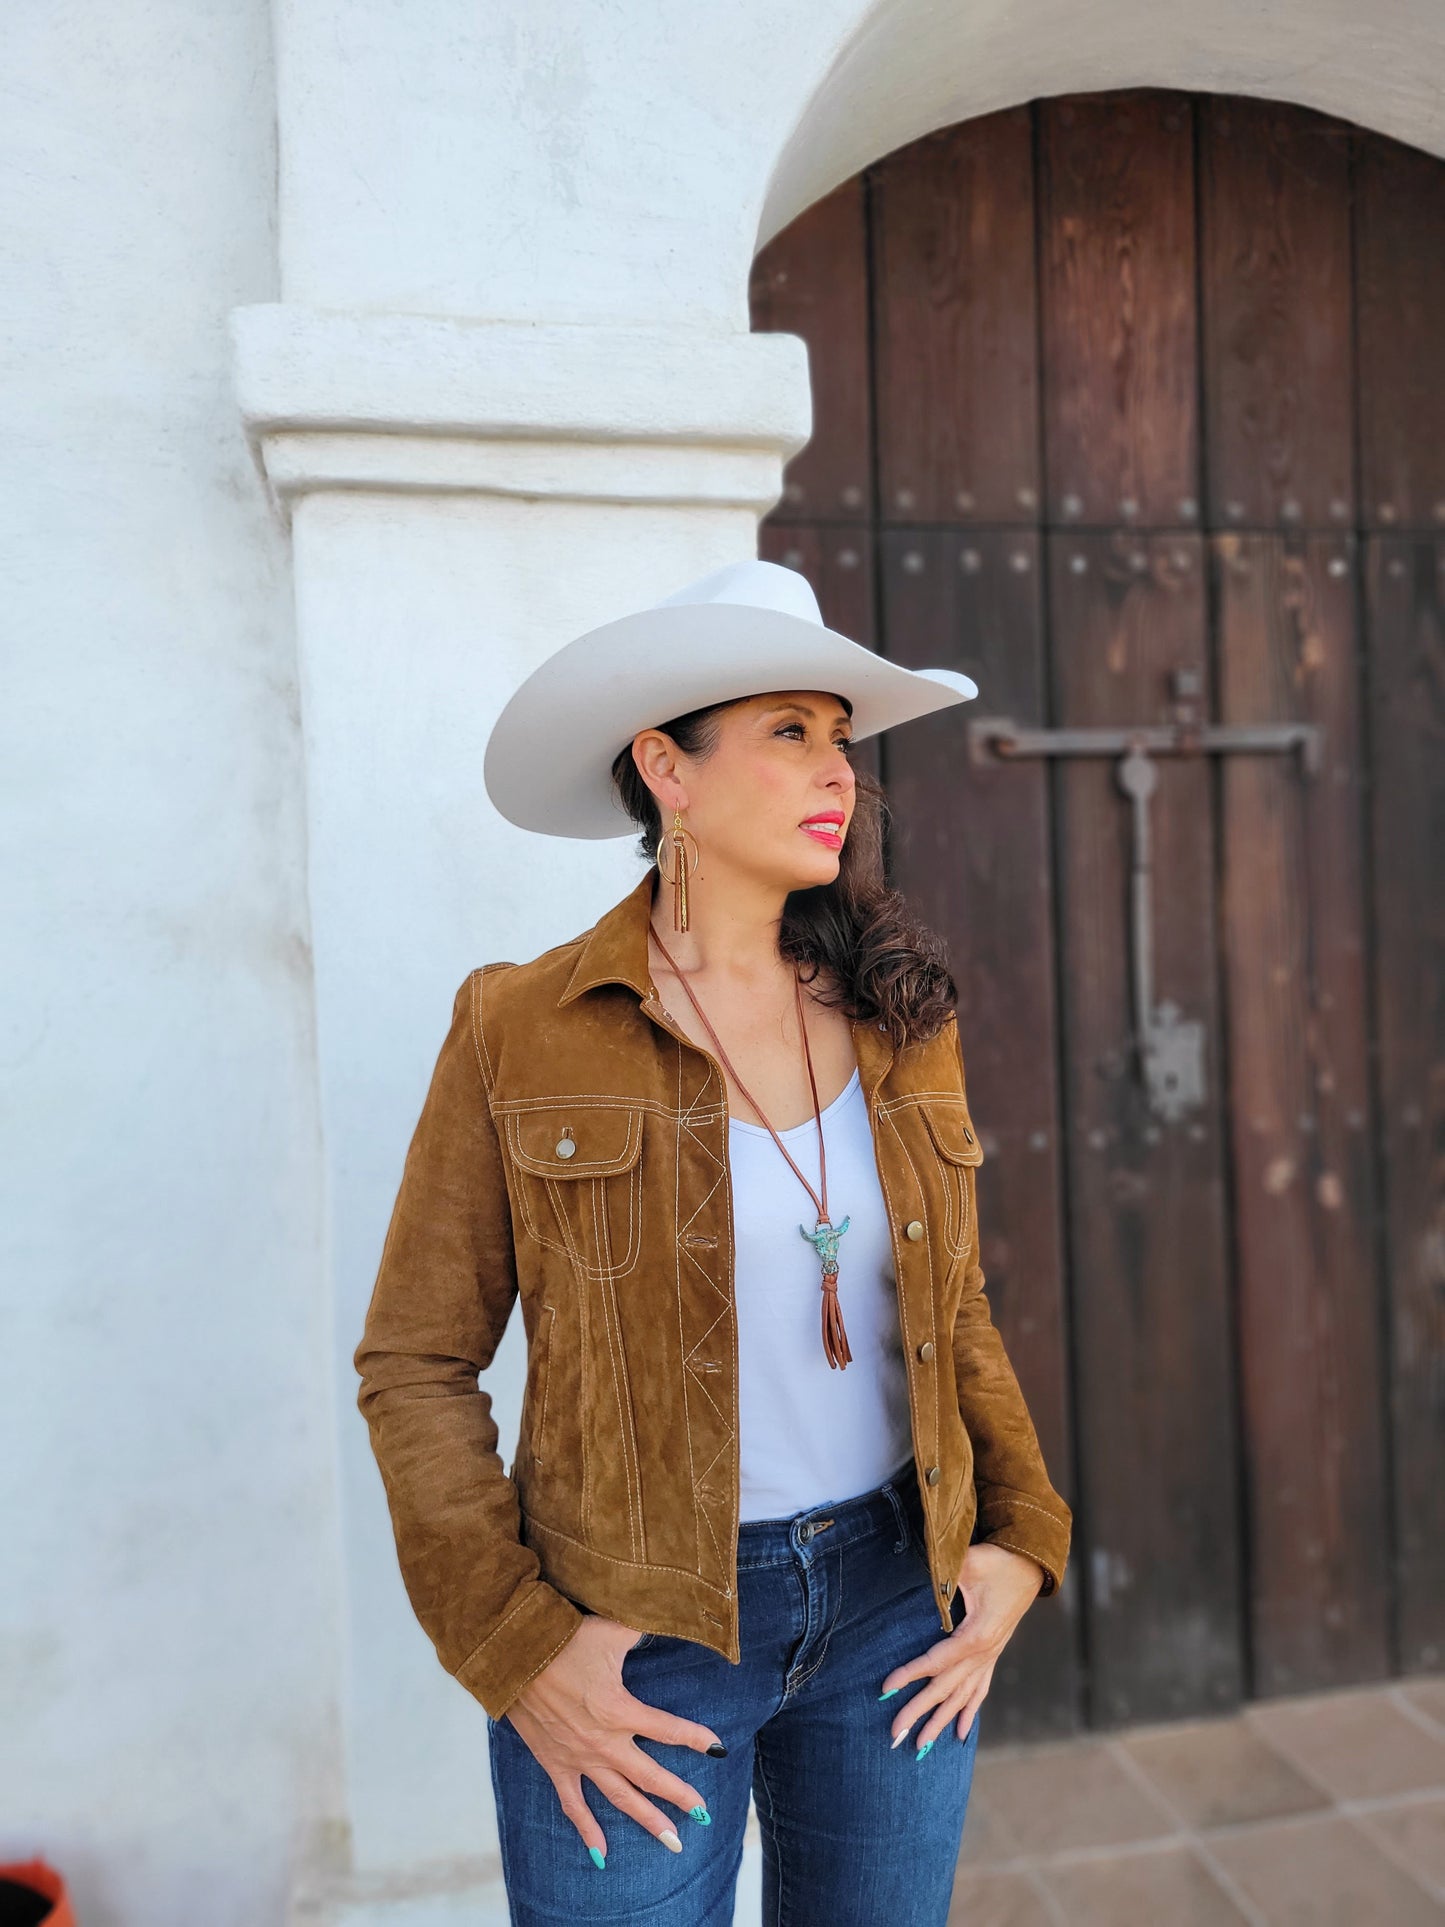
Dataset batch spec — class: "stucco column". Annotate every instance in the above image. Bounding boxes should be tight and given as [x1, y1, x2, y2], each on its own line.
[229, 302, 808, 1922]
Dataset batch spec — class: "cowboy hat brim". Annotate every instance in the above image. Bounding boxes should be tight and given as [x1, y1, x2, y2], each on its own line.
[483, 601, 978, 840]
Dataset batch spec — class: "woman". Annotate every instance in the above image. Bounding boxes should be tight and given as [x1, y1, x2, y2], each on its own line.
[354, 560, 1072, 1925]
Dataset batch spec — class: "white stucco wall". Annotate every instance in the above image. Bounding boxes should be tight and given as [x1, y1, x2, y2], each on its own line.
[275, 0, 1445, 333]
[5, 0, 1444, 1921]
[0, 4, 338, 1923]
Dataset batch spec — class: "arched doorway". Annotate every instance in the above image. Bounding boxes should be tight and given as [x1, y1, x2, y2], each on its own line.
[751, 89, 1445, 1741]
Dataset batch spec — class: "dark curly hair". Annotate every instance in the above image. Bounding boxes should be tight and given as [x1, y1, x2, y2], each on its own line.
[608, 696, 958, 1050]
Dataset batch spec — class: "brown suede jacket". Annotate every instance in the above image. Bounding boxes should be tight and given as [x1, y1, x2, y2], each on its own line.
[354, 868, 1071, 1722]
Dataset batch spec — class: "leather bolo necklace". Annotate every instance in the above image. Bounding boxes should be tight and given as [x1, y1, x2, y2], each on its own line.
[648, 923, 854, 1370]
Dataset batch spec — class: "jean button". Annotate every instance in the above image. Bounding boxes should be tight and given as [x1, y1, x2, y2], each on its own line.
[798, 1522, 814, 1542]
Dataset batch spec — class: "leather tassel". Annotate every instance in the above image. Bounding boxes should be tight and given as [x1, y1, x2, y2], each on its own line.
[666, 806, 695, 932]
[673, 826, 688, 931]
[821, 1275, 853, 1371]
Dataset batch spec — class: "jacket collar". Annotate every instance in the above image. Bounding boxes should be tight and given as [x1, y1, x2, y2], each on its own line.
[558, 868, 659, 1006]
[555, 865, 896, 1092]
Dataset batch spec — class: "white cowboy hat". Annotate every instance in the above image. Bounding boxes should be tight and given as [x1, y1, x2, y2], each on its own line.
[483, 558, 979, 839]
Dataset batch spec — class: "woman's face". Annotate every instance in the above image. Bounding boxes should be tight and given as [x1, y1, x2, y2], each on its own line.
[636, 689, 858, 891]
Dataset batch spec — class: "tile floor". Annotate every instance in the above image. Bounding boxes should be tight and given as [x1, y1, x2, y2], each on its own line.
[947, 1675, 1445, 1924]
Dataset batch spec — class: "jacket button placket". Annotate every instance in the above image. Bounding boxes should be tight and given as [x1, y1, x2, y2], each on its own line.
[891, 1202, 947, 1625]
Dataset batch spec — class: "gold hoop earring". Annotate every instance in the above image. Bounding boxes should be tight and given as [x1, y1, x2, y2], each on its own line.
[657, 806, 701, 932]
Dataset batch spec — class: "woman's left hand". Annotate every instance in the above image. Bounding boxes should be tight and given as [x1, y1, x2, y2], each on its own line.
[878, 1543, 1046, 1750]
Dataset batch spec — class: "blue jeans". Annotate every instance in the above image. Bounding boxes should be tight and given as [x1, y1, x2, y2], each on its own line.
[487, 1456, 981, 1923]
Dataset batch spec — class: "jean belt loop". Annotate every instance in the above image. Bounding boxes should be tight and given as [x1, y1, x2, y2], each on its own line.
[881, 1479, 911, 1554]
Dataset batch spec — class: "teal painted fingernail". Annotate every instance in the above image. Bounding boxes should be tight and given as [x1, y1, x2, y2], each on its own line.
[915, 1739, 934, 1761]
[588, 1846, 606, 1870]
[878, 1686, 900, 1699]
[690, 1804, 712, 1826]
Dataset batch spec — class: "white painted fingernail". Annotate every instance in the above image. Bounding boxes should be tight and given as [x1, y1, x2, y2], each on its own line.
[890, 1730, 906, 1751]
[658, 1828, 683, 1853]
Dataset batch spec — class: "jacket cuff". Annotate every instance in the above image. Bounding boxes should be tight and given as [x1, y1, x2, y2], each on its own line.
[974, 1488, 1072, 1598]
[453, 1579, 587, 1721]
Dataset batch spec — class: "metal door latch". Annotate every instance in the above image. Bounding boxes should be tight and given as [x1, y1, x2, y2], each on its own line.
[969, 702, 1322, 1122]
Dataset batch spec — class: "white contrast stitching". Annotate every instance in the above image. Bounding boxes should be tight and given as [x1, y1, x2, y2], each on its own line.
[873, 1108, 933, 1587]
[522, 1514, 735, 1597]
[592, 1172, 643, 1560]
[468, 969, 488, 1088]
[877, 1090, 980, 1110]
[884, 1113, 942, 1483]
[535, 1304, 555, 1464]
[508, 1107, 644, 1175]
[672, 1038, 701, 1570]
[492, 1094, 725, 1120]
[516, 1124, 643, 1279]
[459, 1585, 539, 1663]
[673, 1054, 733, 1591]
[976, 1494, 1070, 1524]
[902, 1106, 973, 1258]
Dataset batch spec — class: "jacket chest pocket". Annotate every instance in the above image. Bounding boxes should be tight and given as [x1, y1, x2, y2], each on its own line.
[504, 1103, 646, 1281]
[917, 1098, 984, 1261]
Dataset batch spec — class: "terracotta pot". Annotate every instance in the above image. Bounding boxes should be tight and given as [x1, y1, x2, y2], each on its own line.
[0, 1858, 76, 1927]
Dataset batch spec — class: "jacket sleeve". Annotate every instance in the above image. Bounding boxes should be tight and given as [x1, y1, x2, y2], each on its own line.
[950, 1023, 1073, 1598]
[354, 966, 585, 1719]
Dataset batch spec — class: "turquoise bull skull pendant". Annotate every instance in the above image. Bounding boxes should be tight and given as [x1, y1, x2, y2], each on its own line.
[800, 1215, 850, 1275]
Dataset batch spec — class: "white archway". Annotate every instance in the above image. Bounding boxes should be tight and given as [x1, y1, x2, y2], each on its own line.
[757, 0, 1445, 251]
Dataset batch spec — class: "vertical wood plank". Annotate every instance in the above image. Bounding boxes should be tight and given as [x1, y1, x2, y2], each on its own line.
[1048, 530, 1243, 1725]
[880, 526, 1078, 1738]
[871, 109, 1041, 527]
[1356, 137, 1445, 532]
[1039, 92, 1200, 531]
[1214, 531, 1390, 1691]
[1199, 100, 1354, 531]
[750, 178, 872, 525]
[1365, 535, 1445, 1672]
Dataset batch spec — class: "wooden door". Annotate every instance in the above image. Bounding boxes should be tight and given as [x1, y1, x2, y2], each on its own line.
[751, 90, 1445, 1743]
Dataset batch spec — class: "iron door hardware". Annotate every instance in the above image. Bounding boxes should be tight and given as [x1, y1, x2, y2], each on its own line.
[968, 709, 1324, 1122]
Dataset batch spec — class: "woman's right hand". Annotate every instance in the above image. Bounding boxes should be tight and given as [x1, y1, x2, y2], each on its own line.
[502, 1614, 724, 1862]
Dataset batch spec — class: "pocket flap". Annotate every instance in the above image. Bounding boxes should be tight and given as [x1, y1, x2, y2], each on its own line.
[506, 1104, 645, 1178]
[920, 1099, 984, 1166]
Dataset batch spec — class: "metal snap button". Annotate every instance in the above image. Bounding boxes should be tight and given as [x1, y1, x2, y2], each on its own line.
[556, 1136, 576, 1158]
[925, 1465, 941, 1486]
[798, 1522, 814, 1542]
[905, 1220, 924, 1241]
[963, 1126, 974, 1143]
[917, 1340, 935, 1362]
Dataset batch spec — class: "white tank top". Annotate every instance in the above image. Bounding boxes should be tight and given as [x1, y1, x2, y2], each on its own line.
[729, 1065, 913, 1521]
